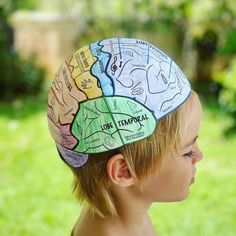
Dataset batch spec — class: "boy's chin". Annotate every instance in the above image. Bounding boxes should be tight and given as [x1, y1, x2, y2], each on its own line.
[154, 191, 190, 203]
[173, 191, 190, 202]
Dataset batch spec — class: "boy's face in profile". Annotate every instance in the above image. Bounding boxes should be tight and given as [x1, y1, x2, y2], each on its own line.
[141, 95, 203, 203]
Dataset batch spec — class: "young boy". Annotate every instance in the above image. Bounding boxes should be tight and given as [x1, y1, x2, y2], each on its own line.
[47, 38, 203, 236]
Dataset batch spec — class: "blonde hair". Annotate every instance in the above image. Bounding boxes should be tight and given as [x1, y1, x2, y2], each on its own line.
[63, 90, 198, 218]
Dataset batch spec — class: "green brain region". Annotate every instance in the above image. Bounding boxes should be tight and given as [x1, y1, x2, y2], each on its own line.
[71, 96, 156, 153]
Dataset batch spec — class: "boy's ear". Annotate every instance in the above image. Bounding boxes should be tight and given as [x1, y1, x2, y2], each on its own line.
[107, 154, 135, 187]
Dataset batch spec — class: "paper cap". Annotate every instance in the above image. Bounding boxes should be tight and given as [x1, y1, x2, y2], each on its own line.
[47, 38, 191, 167]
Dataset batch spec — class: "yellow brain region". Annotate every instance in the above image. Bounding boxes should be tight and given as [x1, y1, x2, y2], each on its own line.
[70, 45, 103, 99]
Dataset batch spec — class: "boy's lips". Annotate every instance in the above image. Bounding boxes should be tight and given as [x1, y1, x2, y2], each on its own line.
[190, 177, 195, 184]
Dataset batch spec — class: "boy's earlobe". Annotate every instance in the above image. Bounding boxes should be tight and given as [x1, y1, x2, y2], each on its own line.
[107, 154, 135, 187]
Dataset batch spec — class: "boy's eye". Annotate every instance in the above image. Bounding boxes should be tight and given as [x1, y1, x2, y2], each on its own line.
[183, 151, 195, 158]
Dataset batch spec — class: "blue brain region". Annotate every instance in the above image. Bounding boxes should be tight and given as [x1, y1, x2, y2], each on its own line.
[90, 38, 191, 120]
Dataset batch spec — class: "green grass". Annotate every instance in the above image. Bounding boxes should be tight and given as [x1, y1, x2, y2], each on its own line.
[0, 95, 236, 235]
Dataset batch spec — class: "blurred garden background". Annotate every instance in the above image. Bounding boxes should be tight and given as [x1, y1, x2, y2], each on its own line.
[0, 0, 236, 235]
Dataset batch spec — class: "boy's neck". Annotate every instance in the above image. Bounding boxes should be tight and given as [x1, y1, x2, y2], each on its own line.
[111, 189, 151, 229]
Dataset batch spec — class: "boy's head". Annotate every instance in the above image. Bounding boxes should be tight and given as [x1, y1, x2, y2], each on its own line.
[47, 38, 200, 218]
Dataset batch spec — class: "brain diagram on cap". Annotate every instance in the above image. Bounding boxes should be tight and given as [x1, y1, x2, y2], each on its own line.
[47, 38, 191, 167]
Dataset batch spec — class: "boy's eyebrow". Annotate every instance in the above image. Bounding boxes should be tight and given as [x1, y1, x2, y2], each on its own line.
[182, 135, 198, 149]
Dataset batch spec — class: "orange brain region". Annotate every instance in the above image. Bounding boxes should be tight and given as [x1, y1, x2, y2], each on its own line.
[48, 61, 87, 148]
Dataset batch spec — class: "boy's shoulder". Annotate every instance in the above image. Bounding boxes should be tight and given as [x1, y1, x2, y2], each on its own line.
[70, 218, 111, 236]
[70, 209, 123, 236]
[70, 209, 105, 236]
[71, 209, 158, 236]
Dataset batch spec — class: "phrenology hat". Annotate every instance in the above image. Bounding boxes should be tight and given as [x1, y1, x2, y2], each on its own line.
[47, 37, 191, 167]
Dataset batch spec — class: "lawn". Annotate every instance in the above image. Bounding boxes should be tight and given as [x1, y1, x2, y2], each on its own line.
[0, 94, 236, 236]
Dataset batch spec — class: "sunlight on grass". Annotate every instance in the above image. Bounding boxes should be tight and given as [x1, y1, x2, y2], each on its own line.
[0, 95, 236, 235]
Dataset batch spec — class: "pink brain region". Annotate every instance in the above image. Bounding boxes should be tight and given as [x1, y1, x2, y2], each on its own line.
[95, 38, 191, 119]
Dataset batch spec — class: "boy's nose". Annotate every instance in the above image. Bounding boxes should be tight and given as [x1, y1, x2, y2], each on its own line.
[192, 149, 203, 164]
